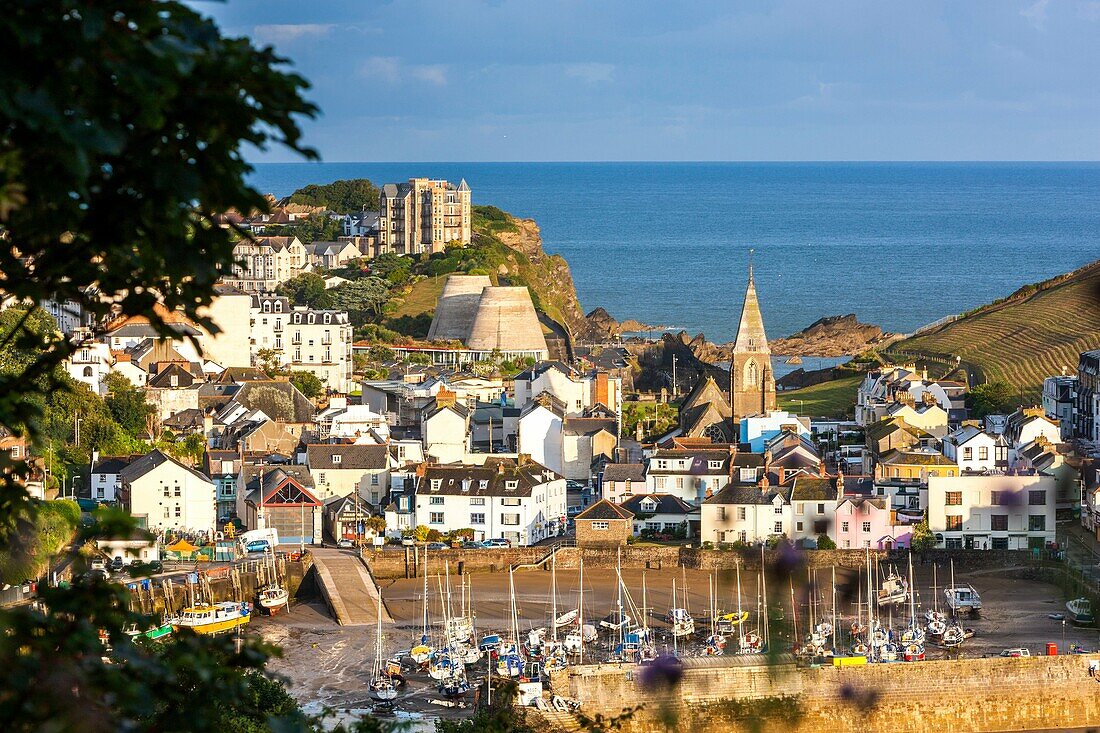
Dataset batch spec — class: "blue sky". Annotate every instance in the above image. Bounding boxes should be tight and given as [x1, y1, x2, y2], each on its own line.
[197, 0, 1100, 162]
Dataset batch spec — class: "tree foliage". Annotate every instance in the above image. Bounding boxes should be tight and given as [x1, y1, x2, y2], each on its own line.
[289, 371, 324, 399]
[968, 379, 1016, 418]
[328, 278, 391, 326]
[909, 518, 936, 553]
[0, 499, 79, 584]
[104, 372, 154, 438]
[278, 272, 332, 309]
[289, 179, 379, 214]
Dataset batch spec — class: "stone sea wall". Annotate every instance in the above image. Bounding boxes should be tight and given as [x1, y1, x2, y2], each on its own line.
[363, 545, 1034, 580]
[555, 653, 1100, 733]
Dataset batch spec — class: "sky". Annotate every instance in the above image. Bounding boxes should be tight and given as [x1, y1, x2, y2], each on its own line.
[196, 0, 1100, 162]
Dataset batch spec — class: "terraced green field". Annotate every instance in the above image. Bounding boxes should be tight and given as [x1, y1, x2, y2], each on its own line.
[777, 375, 862, 419]
[889, 261, 1100, 401]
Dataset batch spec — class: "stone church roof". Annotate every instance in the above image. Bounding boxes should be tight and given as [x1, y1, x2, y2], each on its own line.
[733, 267, 770, 354]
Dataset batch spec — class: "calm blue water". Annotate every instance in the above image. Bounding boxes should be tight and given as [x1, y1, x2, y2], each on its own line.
[247, 162, 1100, 344]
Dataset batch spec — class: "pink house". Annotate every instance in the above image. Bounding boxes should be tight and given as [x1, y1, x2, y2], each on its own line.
[833, 497, 912, 550]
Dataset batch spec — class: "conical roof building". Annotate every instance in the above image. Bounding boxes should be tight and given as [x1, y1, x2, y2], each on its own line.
[427, 275, 492, 341]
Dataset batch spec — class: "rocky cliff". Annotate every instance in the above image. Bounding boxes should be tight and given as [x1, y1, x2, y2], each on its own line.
[768, 314, 898, 356]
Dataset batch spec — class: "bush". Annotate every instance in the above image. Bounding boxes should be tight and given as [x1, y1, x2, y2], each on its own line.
[701, 541, 714, 550]
[815, 534, 837, 550]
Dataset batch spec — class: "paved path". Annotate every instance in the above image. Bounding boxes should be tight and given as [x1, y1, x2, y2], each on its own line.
[311, 548, 391, 625]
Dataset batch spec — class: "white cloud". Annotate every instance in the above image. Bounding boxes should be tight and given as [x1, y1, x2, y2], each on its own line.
[360, 57, 448, 86]
[252, 23, 336, 45]
[409, 65, 448, 86]
[564, 63, 615, 84]
[1020, 0, 1051, 28]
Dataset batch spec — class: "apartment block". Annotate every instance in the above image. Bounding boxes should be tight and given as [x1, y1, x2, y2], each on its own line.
[379, 178, 471, 255]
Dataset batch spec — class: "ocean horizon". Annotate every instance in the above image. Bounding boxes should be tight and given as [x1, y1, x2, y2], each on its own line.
[247, 161, 1100, 344]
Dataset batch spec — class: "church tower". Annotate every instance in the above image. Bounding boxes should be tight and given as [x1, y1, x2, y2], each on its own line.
[730, 263, 776, 421]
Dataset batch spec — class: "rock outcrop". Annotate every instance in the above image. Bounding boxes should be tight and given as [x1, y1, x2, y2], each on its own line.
[768, 314, 899, 356]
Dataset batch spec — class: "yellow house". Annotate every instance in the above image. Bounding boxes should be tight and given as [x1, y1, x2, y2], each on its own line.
[875, 449, 958, 481]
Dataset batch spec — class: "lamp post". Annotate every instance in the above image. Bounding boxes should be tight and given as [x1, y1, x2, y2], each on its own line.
[795, 400, 804, 416]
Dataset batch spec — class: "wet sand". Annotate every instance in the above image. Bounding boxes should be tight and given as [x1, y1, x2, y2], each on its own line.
[253, 563, 1100, 722]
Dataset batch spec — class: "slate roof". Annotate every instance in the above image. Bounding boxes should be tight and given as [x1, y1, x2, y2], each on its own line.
[648, 449, 731, 476]
[562, 417, 617, 437]
[415, 457, 560, 497]
[706, 483, 791, 506]
[163, 408, 205, 430]
[234, 380, 316, 423]
[92, 455, 141, 475]
[514, 360, 576, 381]
[790, 476, 840, 501]
[241, 464, 315, 502]
[602, 463, 646, 482]
[878, 449, 956, 466]
[147, 362, 196, 388]
[620, 494, 696, 516]
[575, 498, 633, 521]
[118, 449, 213, 485]
[305, 443, 388, 470]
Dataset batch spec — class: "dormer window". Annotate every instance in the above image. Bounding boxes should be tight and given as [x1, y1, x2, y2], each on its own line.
[461, 479, 472, 492]
[708, 460, 722, 469]
[332, 454, 341, 464]
[479, 480, 489, 490]
[641, 499, 656, 511]
[324, 313, 331, 324]
[430, 479, 442, 491]
[274, 300, 282, 312]
[505, 480, 518, 491]
[656, 460, 668, 470]
[263, 301, 271, 313]
[308, 313, 315, 324]
[170, 375, 178, 387]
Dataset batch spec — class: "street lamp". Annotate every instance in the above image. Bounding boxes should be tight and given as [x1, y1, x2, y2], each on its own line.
[796, 400, 804, 416]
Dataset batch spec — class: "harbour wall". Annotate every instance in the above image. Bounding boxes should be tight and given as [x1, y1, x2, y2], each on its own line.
[363, 545, 1035, 580]
[126, 557, 310, 615]
[553, 653, 1100, 733]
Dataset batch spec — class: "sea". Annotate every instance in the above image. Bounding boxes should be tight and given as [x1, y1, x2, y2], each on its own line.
[247, 162, 1100, 345]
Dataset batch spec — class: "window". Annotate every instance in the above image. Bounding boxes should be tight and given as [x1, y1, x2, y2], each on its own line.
[471, 497, 486, 506]
[978, 447, 989, 461]
[163, 487, 170, 498]
[470, 513, 485, 525]
[991, 514, 1008, 531]
[738, 507, 746, 520]
[991, 537, 1008, 550]
[862, 521, 872, 533]
[502, 497, 521, 507]
[945, 491, 962, 506]
[430, 512, 445, 524]
[841, 521, 849, 532]
[1028, 515, 1046, 531]
[945, 515, 963, 531]
[945, 537, 963, 549]
[991, 491, 1004, 506]
[655, 477, 667, 490]
[718, 507, 727, 521]
[739, 531, 747, 543]
[708, 460, 723, 470]
[505, 480, 518, 491]
[646, 521, 661, 531]
[164, 507, 169, 518]
[174, 506, 181, 518]
[430, 479, 442, 491]
[773, 521, 783, 534]
[371, 474, 379, 486]
[174, 486, 181, 497]
[774, 505, 783, 514]
[332, 454, 342, 464]
[817, 503, 825, 514]
[318, 472, 326, 485]
[796, 503, 804, 514]
[501, 513, 520, 526]
[740, 468, 756, 482]
[656, 460, 668, 470]
[1028, 490, 1046, 506]
[675, 477, 684, 490]
[429, 497, 444, 505]
[796, 521, 804, 532]
[591, 521, 609, 530]
[963, 447, 972, 460]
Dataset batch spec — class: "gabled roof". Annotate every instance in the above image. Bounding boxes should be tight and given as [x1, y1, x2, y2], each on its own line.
[118, 449, 213, 486]
[790, 476, 840, 501]
[733, 268, 769, 354]
[706, 483, 790, 506]
[562, 417, 617, 437]
[575, 498, 633, 521]
[147, 362, 196, 388]
[163, 407, 205, 430]
[416, 457, 560, 497]
[305, 443, 388, 470]
[92, 455, 141, 475]
[620, 494, 696, 516]
[602, 463, 646, 482]
[514, 360, 576, 381]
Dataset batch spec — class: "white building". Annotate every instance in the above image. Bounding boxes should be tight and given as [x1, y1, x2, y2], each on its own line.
[645, 448, 733, 504]
[739, 411, 810, 453]
[517, 400, 564, 476]
[422, 399, 471, 464]
[222, 236, 308, 292]
[1042, 375, 1077, 441]
[942, 424, 1006, 473]
[303, 443, 389, 504]
[90, 453, 139, 502]
[412, 457, 567, 545]
[927, 474, 1057, 550]
[118, 449, 217, 536]
[66, 340, 113, 394]
[513, 362, 622, 419]
[249, 295, 354, 393]
[700, 483, 793, 545]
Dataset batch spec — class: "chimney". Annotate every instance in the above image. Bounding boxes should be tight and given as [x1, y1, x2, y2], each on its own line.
[835, 473, 845, 499]
[818, 461, 826, 477]
[435, 389, 457, 408]
[328, 394, 348, 410]
[778, 467, 786, 485]
[594, 371, 609, 408]
[704, 486, 714, 500]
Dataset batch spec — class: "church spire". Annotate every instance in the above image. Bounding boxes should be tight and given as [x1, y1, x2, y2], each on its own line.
[733, 257, 769, 354]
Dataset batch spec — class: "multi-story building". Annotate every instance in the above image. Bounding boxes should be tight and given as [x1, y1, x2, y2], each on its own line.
[117, 450, 217, 537]
[927, 474, 1057, 550]
[223, 236, 307, 292]
[856, 364, 968, 426]
[249, 295, 353, 393]
[303, 443, 389, 504]
[514, 362, 623, 419]
[1043, 375, 1078, 440]
[378, 178, 471, 255]
[701, 483, 793, 545]
[645, 447, 734, 504]
[1076, 350, 1100, 441]
[411, 457, 567, 545]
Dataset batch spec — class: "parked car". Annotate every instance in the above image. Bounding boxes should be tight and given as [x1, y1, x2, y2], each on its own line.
[1000, 648, 1031, 658]
[147, 560, 163, 574]
[426, 542, 449, 551]
[90, 557, 106, 572]
[484, 538, 511, 548]
[244, 540, 270, 553]
[337, 538, 354, 549]
[401, 538, 415, 546]
[109, 556, 125, 572]
[461, 541, 484, 549]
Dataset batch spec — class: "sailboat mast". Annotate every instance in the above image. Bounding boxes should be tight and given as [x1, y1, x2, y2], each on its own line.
[736, 563, 745, 647]
[578, 557, 585, 665]
[551, 553, 558, 642]
[831, 565, 837, 655]
[672, 578, 678, 656]
[760, 545, 769, 648]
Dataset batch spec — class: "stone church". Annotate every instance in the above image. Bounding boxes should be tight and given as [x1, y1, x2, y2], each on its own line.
[678, 265, 776, 443]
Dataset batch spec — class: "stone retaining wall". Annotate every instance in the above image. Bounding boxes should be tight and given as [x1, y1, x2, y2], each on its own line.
[557, 653, 1100, 733]
[363, 544, 1036, 579]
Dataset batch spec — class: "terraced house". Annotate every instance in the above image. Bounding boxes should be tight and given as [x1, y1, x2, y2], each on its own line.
[411, 457, 566, 545]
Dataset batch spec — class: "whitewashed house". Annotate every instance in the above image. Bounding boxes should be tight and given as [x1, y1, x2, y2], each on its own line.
[517, 398, 565, 476]
[90, 453, 139, 502]
[927, 474, 1057, 550]
[942, 424, 1006, 473]
[646, 448, 733, 504]
[413, 457, 567, 545]
[118, 449, 217, 536]
[513, 362, 622, 418]
[303, 443, 390, 504]
[422, 397, 471, 464]
[701, 482, 793, 545]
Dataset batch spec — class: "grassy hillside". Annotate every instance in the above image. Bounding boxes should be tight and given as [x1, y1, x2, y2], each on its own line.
[777, 375, 862, 419]
[888, 260, 1100, 400]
